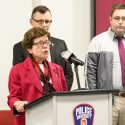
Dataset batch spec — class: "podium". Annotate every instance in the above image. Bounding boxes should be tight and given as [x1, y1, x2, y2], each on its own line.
[25, 89, 119, 125]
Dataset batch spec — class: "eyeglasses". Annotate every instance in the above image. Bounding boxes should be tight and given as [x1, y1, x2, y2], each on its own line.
[32, 18, 52, 25]
[112, 16, 125, 22]
[33, 40, 51, 48]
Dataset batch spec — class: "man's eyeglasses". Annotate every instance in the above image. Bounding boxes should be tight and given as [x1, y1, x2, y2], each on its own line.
[112, 16, 125, 22]
[32, 18, 52, 25]
[33, 40, 51, 48]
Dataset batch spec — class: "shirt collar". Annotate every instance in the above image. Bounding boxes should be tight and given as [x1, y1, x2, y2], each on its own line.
[107, 27, 125, 40]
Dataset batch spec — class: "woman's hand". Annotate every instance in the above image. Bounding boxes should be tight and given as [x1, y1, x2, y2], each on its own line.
[14, 101, 28, 112]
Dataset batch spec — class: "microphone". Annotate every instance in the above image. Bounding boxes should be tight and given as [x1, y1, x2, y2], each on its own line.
[61, 51, 84, 66]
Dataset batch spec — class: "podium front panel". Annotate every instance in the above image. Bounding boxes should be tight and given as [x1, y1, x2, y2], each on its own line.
[56, 94, 112, 125]
[26, 98, 53, 125]
[26, 92, 112, 125]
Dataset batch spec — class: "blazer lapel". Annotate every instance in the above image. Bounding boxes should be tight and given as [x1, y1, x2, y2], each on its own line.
[50, 37, 56, 62]
[24, 58, 43, 94]
[47, 61, 59, 86]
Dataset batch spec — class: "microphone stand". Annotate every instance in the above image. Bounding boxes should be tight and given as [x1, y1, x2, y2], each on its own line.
[73, 62, 88, 91]
[74, 62, 81, 89]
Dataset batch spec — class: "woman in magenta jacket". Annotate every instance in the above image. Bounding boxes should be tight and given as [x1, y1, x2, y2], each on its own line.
[7, 27, 68, 125]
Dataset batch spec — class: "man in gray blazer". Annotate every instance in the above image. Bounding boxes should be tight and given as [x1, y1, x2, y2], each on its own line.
[13, 5, 73, 90]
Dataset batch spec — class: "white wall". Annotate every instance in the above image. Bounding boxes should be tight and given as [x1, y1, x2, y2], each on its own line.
[73, 0, 91, 89]
[0, 0, 91, 109]
[0, 0, 32, 109]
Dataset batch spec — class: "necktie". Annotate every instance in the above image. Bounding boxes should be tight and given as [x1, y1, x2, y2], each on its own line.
[117, 37, 125, 87]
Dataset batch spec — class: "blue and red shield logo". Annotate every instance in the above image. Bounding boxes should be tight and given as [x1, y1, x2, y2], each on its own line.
[73, 104, 95, 125]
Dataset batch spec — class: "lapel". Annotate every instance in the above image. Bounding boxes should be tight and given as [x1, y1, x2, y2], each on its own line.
[23, 57, 43, 94]
[47, 61, 59, 86]
[50, 37, 56, 62]
[20, 42, 29, 57]
[22, 47, 28, 57]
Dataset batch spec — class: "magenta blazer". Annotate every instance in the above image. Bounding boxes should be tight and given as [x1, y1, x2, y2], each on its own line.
[7, 57, 67, 125]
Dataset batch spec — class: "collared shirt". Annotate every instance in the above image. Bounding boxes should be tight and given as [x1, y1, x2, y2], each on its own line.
[109, 29, 125, 90]
[88, 28, 125, 90]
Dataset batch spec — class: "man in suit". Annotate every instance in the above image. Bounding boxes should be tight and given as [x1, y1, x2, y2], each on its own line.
[13, 5, 73, 90]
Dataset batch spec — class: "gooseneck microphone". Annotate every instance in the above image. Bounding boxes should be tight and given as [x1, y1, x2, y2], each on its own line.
[61, 51, 84, 66]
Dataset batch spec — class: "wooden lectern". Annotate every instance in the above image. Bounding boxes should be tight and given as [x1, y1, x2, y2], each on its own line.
[25, 89, 119, 125]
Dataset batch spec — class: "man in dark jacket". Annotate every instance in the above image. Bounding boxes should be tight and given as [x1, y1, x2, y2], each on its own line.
[13, 5, 73, 90]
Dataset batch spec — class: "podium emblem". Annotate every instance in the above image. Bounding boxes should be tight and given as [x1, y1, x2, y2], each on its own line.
[73, 104, 94, 125]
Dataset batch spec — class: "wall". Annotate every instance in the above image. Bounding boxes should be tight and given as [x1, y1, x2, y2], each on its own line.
[0, 0, 32, 109]
[95, 0, 125, 35]
[0, 0, 91, 109]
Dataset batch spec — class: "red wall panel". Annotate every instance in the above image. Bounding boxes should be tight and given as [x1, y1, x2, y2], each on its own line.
[96, 0, 125, 35]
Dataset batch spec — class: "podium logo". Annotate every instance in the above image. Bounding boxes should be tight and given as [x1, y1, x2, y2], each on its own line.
[73, 104, 94, 125]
